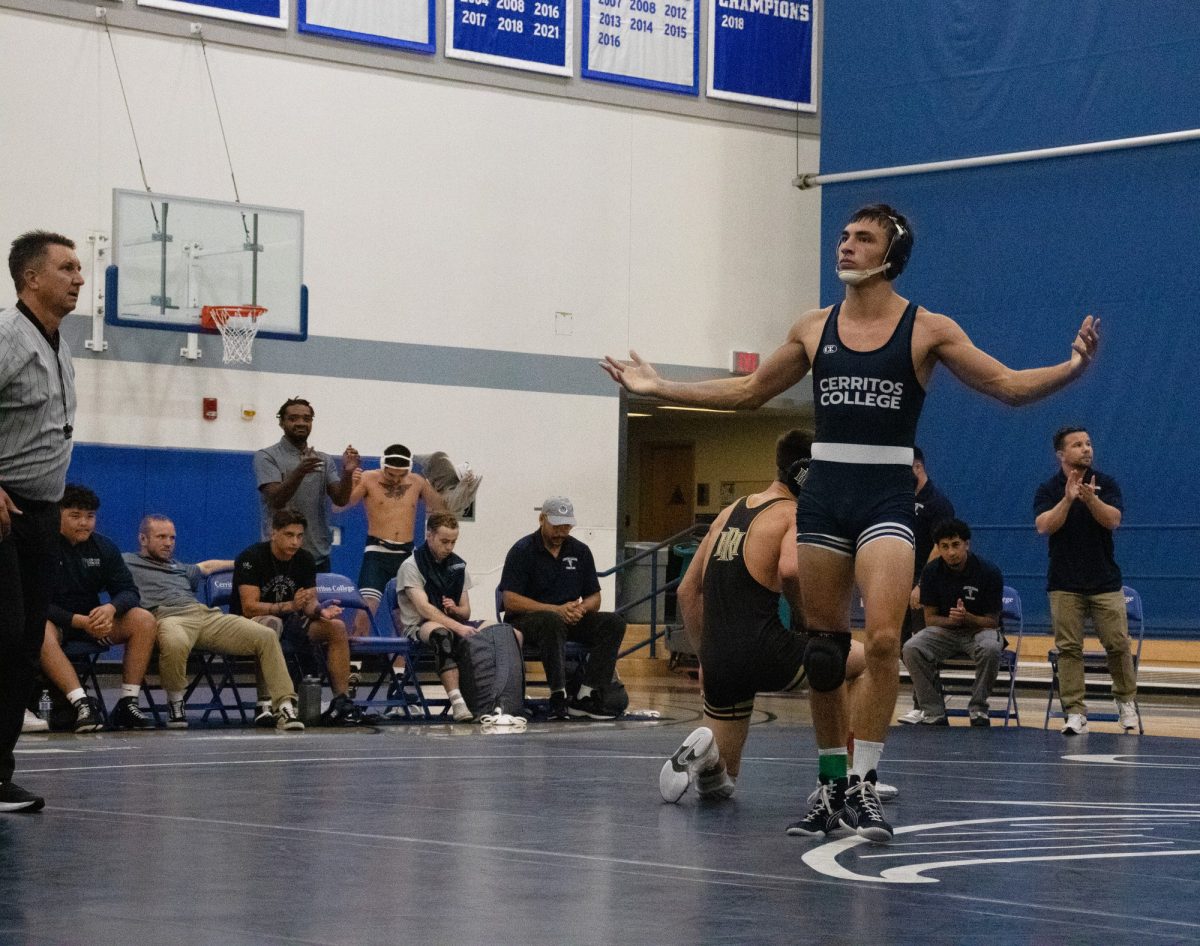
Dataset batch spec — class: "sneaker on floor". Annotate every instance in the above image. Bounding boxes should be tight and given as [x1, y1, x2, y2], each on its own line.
[875, 781, 899, 802]
[321, 694, 366, 726]
[0, 781, 45, 813]
[72, 696, 104, 734]
[21, 709, 49, 734]
[110, 696, 155, 731]
[254, 702, 275, 728]
[787, 778, 847, 837]
[1116, 700, 1139, 732]
[567, 692, 618, 721]
[843, 772, 893, 843]
[384, 705, 409, 721]
[167, 700, 189, 730]
[450, 697, 473, 723]
[276, 701, 305, 732]
[969, 710, 991, 728]
[659, 726, 719, 803]
[547, 692, 570, 721]
[696, 766, 736, 801]
[920, 714, 949, 726]
[1061, 713, 1088, 735]
[898, 708, 926, 725]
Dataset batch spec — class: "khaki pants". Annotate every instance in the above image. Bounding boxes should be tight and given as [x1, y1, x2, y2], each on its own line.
[155, 604, 296, 708]
[1049, 590, 1136, 715]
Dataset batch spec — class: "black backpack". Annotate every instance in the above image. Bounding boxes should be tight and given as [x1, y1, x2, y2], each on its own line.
[457, 623, 526, 717]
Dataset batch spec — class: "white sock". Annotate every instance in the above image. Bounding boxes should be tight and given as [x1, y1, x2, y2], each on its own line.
[448, 689, 464, 703]
[120, 683, 140, 701]
[851, 740, 884, 779]
[166, 690, 184, 705]
[66, 688, 86, 705]
[577, 684, 594, 699]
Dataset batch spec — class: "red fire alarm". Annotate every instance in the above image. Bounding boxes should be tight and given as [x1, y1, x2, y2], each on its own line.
[730, 350, 760, 375]
[203, 397, 218, 421]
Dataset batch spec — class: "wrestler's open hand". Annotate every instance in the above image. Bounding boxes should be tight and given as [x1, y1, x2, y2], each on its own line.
[1070, 315, 1100, 371]
[600, 350, 660, 395]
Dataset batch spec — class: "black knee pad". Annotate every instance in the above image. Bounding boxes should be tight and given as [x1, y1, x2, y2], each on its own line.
[803, 631, 851, 692]
[427, 628, 457, 673]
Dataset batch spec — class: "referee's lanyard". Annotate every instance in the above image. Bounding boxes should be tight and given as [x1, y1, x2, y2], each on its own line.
[52, 346, 72, 439]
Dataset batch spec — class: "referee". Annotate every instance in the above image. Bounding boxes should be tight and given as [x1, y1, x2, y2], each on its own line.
[1, 231, 81, 813]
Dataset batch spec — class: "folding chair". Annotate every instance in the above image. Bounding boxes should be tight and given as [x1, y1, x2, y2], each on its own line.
[1044, 585, 1145, 733]
[345, 577, 432, 720]
[941, 586, 1024, 727]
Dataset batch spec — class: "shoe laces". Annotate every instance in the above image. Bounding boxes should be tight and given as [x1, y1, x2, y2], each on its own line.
[479, 707, 527, 733]
[849, 779, 885, 821]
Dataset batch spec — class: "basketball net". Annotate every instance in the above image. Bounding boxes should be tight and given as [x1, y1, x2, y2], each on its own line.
[200, 305, 266, 363]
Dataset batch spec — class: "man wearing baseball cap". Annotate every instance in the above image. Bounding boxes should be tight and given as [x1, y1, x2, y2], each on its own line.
[500, 497, 626, 719]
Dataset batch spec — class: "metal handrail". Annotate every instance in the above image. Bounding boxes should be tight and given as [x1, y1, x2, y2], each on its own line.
[601, 522, 707, 658]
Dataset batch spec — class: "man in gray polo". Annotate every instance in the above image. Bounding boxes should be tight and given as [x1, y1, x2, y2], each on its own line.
[254, 397, 359, 571]
[1, 230, 82, 813]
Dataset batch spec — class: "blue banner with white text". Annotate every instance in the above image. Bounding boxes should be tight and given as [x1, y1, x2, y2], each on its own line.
[137, 0, 286, 28]
[707, 0, 815, 110]
[446, 0, 573, 76]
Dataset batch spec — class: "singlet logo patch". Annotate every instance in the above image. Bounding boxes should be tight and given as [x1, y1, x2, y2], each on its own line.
[712, 528, 746, 563]
[823, 344, 838, 354]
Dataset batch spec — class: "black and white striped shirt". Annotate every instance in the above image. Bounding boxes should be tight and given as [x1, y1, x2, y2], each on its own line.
[0, 304, 76, 501]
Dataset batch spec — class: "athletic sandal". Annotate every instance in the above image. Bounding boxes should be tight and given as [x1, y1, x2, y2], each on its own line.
[659, 726, 718, 803]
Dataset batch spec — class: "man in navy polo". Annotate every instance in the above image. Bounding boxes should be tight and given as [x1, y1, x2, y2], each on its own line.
[901, 518, 1004, 727]
[1034, 425, 1137, 735]
[500, 497, 625, 720]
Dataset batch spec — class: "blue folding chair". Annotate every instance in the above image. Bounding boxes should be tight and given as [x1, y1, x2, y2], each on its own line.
[941, 586, 1024, 727]
[1045, 585, 1145, 733]
[344, 577, 432, 720]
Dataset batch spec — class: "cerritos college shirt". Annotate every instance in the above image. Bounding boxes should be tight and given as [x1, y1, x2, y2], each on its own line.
[500, 532, 601, 609]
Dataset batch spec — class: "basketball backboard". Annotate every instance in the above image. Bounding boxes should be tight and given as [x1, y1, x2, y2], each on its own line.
[105, 189, 306, 341]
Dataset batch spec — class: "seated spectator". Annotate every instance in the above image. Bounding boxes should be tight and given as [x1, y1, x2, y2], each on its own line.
[29, 484, 157, 732]
[500, 497, 625, 720]
[900, 519, 1005, 727]
[232, 508, 367, 726]
[124, 515, 304, 732]
[396, 513, 521, 722]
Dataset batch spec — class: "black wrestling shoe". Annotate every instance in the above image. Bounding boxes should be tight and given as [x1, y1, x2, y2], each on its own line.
[547, 692, 570, 720]
[787, 778, 847, 837]
[72, 696, 104, 734]
[843, 772, 893, 843]
[110, 696, 155, 730]
[0, 781, 45, 813]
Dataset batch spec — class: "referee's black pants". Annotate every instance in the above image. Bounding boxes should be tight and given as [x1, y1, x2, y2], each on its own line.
[0, 492, 58, 784]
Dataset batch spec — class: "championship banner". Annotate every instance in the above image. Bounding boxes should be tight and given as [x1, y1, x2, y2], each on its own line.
[445, 0, 573, 76]
[299, 0, 435, 54]
[581, 0, 698, 95]
[707, 0, 816, 111]
[137, 0, 286, 29]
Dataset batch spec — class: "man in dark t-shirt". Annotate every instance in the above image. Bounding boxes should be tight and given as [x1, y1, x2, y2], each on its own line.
[901, 519, 1004, 727]
[1033, 425, 1136, 735]
[233, 508, 365, 725]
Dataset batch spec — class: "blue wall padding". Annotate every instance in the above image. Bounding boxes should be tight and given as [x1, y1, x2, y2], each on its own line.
[818, 1, 1200, 635]
[63, 443, 423, 580]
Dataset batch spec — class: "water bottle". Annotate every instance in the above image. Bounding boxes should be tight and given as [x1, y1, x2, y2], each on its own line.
[298, 676, 322, 725]
[38, 689, 52, 720]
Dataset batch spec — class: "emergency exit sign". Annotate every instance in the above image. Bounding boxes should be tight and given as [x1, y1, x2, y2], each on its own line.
[730, 350, 760, 375]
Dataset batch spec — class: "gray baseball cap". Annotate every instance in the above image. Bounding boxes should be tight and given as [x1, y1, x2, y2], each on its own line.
[539, 496, 576, 526]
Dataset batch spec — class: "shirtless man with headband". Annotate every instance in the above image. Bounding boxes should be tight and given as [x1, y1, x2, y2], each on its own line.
[345, 444, 446, 613]
[605, 203, 1099, 842]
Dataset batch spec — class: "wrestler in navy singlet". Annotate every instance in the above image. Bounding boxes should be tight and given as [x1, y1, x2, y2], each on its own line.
[700, 497, 808, 720]
[797, 301, 925, 555]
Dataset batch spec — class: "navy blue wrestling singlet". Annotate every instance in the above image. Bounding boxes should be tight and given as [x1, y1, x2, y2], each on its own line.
[796, 301, 925, 555]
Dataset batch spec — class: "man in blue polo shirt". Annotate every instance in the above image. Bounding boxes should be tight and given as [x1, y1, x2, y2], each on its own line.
[901, 519, 1005, 727]
[1034, 426, 1137, 735]
[500, 497, 625, 720]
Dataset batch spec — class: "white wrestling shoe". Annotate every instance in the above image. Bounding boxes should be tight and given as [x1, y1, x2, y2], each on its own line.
[659, 727, 719, 803]
[898, 708, 926, 725]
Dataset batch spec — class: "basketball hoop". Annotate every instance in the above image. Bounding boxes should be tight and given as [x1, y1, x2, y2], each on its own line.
[200, 305, 266, 363]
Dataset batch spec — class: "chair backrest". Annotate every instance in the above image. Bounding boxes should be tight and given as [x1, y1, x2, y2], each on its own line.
[1122, 585, 1145, 658]
[1000, 585, 1023, 648]
[316, 572, 369, 612]
[205, 568, 234, 610]
[372, 577, 404, 637]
